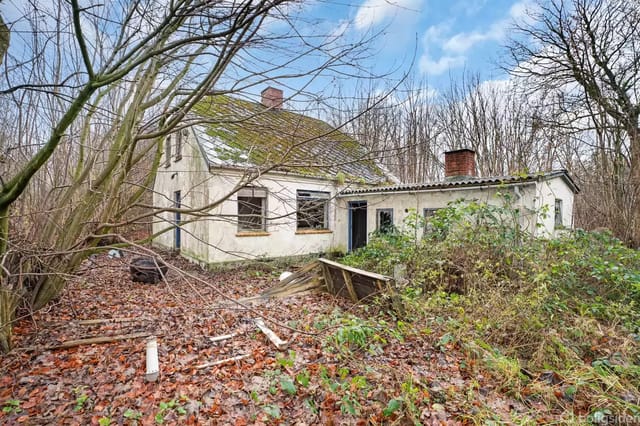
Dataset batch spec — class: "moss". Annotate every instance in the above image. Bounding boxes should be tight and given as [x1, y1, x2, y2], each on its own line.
[192, 94, 391, 183]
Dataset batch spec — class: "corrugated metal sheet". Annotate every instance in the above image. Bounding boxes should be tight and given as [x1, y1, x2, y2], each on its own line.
[338, 170, 580, 195]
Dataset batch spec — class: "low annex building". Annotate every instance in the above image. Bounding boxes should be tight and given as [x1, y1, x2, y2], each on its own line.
[152, 87, 580, 265]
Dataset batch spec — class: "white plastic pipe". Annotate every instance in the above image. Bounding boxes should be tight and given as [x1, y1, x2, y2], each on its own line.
[146, 337, 159, 382]
[279, 271, 293, 281]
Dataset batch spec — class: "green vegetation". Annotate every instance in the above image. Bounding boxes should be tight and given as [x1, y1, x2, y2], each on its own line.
[193, 94, 388, 182]
[155, 398, 189, 424]
[72, 386, 91, 412]
[343, 198, 640, 420]
[2, 399, 21, 414]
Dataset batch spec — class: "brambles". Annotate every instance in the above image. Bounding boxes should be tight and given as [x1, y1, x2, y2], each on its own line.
[343, 198, 640, 418]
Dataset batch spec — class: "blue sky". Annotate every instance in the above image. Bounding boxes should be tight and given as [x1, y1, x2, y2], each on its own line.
[290, 0, 536, 95]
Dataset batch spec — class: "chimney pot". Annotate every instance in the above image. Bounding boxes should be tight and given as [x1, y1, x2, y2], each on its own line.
[261, 86, 283, 110]
[444, 149, 476, 180]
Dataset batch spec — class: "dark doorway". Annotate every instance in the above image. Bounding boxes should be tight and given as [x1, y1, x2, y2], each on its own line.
[348, 201, 367, 251]
[174, 190, 181, 250]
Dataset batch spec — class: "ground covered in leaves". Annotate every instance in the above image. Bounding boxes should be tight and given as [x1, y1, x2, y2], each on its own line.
[0, 249, 623, 425]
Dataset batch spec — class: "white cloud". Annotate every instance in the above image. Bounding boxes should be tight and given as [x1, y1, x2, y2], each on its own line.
[418, 0, 536, 75]
[422, 22, 452, 45]
[419, 54, 465, 75]
[354, 0, 423, 30]
[443, 0, 536, 53]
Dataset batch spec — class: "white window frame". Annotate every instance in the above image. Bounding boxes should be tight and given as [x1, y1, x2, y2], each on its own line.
[237, 187, 268, 232]
[296, 190, 330, 230]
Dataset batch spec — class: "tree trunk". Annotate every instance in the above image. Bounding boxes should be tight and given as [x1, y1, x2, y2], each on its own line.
[627, 125, 640, 247]
[0, 288, 19, 353]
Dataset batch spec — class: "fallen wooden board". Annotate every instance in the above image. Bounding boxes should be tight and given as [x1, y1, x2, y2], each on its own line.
[238, 260, 325, 303]
[20, 332, 154, 352]
[254, 318, 288, 350]
[209, 333, 237, 343]
[73, 317, 146, 325]
[43, 316, 150, 326]
[146, 337, 159, 382]
[318, 258, 404, 313]
[195, 354, 250, 370]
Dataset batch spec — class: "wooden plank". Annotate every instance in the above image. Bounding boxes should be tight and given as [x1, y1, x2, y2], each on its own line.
[321, 263, 335, 294]
[195, 354, 250, 370]
[209, 333, 237, 343]
[341, 270, 359, 303]
[21, 332, 154, 352]
[146, 337, 159, 382]
[319, 258, 393, 282]
[254, 318, 288, 350]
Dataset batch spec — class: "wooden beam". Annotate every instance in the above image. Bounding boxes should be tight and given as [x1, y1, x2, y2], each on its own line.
[21, 332, 153, 352]
[254, 318, 288, 350]
[319, 258, 393, 282]
[341, 270, 359, 302]
[321, 263, 335, 294]
[195, 354, 250, 370]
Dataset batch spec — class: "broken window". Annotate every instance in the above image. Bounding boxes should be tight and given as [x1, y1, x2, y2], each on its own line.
[238, 187, 267, 232]
[423, 208, 439, 235]
[297, 190, 330, 230]
[376, 208, 394, 233]
[554, 199, 563, 228]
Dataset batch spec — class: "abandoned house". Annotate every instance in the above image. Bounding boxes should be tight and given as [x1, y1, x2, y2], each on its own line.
[152, 87, 579, 265]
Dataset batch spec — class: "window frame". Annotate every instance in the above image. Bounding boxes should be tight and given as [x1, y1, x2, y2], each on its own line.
[237, 187, 268, 232]
[296, 190, 330, 231]
[554, 199, 563, 228]
[376, 208, 394, 233]
[423, 208, 439, 234]
[175, 129, 187, 162]
[164, 135, 171, 168]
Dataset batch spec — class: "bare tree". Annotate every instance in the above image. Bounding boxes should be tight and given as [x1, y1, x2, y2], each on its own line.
[507, 0, 640, 245]
[0, 0, 377, 352]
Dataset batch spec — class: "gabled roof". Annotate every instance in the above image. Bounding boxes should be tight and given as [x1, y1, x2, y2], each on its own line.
[190, 94, 394, 185]
[338, 170, 580, 195]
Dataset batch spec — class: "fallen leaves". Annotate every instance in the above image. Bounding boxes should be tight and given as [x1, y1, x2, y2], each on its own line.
[0, 252, 562, 425]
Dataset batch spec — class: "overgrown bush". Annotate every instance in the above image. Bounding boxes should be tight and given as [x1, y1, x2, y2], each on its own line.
[342, 198, 640, 414]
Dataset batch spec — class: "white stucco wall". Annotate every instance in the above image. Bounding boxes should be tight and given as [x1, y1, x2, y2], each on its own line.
[152, 130, 213, 265]
[335, 184, 538, 248]
[534, 176, 575, 237]
[153, 134, 576, 263]
[153, 133, 355, 263]
[334, 177, 576, 249]
[200, 170, 344, 263]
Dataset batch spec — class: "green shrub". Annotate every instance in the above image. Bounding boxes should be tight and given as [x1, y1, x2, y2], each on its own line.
[342, 197, 640, 412]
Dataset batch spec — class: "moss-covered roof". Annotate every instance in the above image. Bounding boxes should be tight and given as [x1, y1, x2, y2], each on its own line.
[191, 94, 393, 184]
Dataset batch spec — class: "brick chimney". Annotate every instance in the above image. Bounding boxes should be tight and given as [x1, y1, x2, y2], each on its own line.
[261, 86, 283, 110]
[444, 149, 476, 180]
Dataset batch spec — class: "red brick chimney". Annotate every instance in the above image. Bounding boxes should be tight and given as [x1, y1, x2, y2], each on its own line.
[444, 149, 476, 180]
[261, 86, 283, 110]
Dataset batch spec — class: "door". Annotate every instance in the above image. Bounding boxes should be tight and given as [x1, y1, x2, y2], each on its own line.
[348, 201, 367, 251]
[174, 190, 181, 250]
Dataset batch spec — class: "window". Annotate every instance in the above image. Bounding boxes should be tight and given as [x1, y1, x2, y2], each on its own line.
[423, 208, 439, 234]
[164, 135, 171, 168]
[376, 209, 394, 233]
[238, 187, 267, 232]
[297, 190, 330, 230]
[554, 199, 563, 228]
[175, 130, 187, 162]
